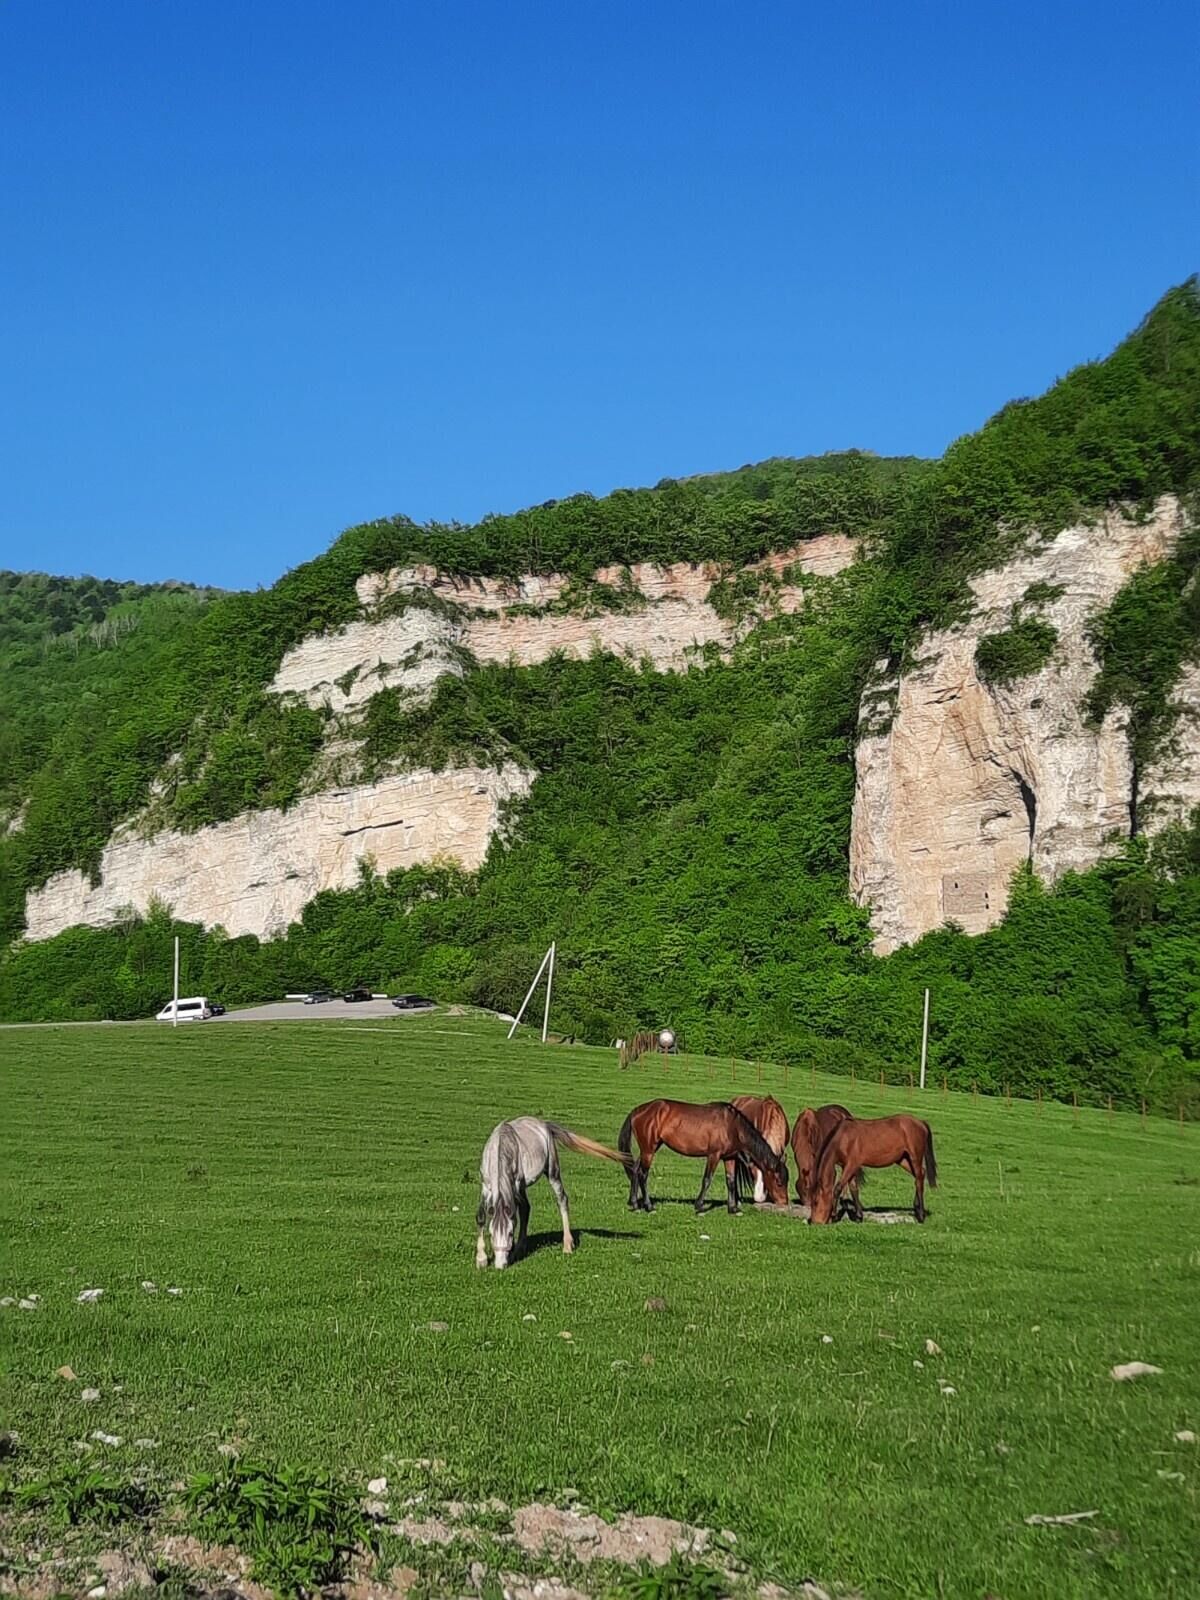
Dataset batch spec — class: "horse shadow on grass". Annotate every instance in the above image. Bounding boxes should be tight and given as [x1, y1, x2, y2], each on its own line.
[519, 1227, 642, 1259]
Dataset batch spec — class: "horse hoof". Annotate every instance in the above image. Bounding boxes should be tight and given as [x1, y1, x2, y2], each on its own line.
[563, 1237, 575, 1254]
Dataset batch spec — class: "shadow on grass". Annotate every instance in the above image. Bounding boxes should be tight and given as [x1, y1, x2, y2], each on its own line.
[518, 1226, 642, 1259]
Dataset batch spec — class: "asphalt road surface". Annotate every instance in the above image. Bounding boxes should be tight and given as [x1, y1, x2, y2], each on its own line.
[211, 998, 433, 1022]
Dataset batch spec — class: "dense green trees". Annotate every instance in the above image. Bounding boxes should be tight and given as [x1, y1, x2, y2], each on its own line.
[2, 281, 1199, 1111]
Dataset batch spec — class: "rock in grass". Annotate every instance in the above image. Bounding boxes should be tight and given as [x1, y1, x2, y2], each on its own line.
[77, 1288, 104, 1304]
[96, 1551, 152, 1595]
[1111, 1361, 1163, 1381]
[81, 1388, 101, 1402]
[643, 1297, 667, 1313]
[56, 1365, 77, 1381]
[1175, 1430, 1197, 1443]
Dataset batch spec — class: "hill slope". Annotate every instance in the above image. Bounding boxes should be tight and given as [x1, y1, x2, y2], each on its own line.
[1, 282, 1199, 1108]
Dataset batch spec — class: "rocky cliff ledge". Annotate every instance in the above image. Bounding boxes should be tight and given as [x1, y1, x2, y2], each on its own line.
[24, 765, 530, 943]
[850, 499, 1198, 953]
[270, 536, 859, 712]
[22, 539, 858, 946]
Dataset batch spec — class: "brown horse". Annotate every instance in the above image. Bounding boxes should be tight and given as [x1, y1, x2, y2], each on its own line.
[790, 1103, 855, 1206]
[618, 1099, 790, 1214]
[808, 1114, 938, 1224]
[619, 1031, 669, 1070]
[731, 1095, 790, 1204]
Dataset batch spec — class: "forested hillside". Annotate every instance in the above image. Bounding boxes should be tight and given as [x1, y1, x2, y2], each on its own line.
[2, 281, 1199, 1111]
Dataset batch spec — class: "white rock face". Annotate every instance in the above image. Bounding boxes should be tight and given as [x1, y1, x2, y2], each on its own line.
[23, 538, 859, 945]
[24, 765, 531, 943]
[850, 499, 1196, 952]
[272, 538, 859, 711]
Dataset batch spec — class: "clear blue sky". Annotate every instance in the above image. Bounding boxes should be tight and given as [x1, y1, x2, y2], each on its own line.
[1, 1, 1197, 590]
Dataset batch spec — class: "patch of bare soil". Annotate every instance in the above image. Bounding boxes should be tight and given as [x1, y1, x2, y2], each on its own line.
[2, 1499, 850, 1599]
[767, 1203, 915, 1226]
[510, 1503, 720, 1567]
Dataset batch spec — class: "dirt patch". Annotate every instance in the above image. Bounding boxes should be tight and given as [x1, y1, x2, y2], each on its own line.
[768, 1202, 916, 1226]
[511, 1503, 719, 1567]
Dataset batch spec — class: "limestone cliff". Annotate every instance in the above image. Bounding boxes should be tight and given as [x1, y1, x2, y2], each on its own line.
[23, 538, 857, 943]
[24, 766, 530, 943]
[850, 498, 1198, 953]
[270, 537, 859, 712]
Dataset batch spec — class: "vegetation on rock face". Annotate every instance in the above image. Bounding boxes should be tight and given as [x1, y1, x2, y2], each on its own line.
[974, 617, 1059, 685]
[1, 282, 1200, 1111]
[1086, 513, 1200, 824]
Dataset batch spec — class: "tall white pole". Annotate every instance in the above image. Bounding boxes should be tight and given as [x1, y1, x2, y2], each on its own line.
[919, 987, 930, 1089]
[541, 942, 556, 1044]
[507, 944, 553, 1040]
[173, 935, 180, 1031]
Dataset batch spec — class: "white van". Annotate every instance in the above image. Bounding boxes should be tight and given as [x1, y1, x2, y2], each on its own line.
[155, 996, 212, 1023]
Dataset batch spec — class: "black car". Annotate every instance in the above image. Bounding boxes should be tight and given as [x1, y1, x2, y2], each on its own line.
[390, 993, 435, 1011]
[209, 1003, 226, 1017]
[305, 989, 335, 1005]
[342, 987, 373, 1003]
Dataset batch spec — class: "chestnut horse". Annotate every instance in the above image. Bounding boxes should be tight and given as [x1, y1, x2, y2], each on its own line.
[618, 1099, 789, 1214]
[731, 1095, 790, 1204]
[790, 1103, 855, 1206]
[808, 1114, 938, 1224]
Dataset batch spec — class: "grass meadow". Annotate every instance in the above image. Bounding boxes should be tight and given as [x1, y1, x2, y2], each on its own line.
[2, 1014, 1199, 1599]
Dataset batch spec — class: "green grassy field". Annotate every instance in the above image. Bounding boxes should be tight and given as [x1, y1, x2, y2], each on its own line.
[2, 1014, 1199, 1599]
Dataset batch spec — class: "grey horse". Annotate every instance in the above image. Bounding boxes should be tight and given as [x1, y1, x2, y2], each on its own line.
[475, 1117, 633, 1269]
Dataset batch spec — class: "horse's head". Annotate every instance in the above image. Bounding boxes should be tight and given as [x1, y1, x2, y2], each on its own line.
[763, 1155, 790, 1206]
[807, 1180, 836, 1225]
[794, 1108, 821, 1203]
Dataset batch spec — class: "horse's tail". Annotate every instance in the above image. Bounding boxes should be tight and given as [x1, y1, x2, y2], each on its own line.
[924, 1124, 938, 1188]
[546, 1122, 635, 1171]
[617, 1111, 636, 1160]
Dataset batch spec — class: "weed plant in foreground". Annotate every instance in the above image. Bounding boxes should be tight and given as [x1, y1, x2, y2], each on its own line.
[1, 1016, 1198, 1598]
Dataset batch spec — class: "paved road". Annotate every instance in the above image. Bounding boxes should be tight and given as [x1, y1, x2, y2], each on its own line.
[211, 998, 429, 1023]
[0, 1000, 440, 1028]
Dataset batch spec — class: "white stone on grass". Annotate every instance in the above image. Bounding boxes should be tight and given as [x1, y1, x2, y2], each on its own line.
[1111, 1361, 1163, 1381]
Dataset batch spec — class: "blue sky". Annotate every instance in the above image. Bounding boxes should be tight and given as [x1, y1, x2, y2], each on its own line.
[1, 1, 1197, 590]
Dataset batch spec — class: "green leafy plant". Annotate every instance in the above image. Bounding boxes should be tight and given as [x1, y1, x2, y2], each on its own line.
[183, 1458, 375, 1597]
[2, 1462, 157, 1526]
[620, 1553, 732, 1600]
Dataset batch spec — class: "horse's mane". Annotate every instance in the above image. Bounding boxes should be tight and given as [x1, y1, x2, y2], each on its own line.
[490, 1120, 522, 1230]
[721, 1104, 785, 1175]
[812, 1120, 846, 1192]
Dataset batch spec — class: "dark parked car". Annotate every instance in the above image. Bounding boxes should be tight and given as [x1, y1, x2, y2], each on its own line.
[209, 1003, 226, 1017]
[342, 987, 373, 1003]
[305, 989, 335, 1005]
[390, 993, 435, 1011]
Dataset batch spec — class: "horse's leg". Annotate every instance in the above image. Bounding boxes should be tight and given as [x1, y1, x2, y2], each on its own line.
[475, 1201, 489, 1269]
[693, 1155, 719, 1213]
[547, 1170, 574, 1253]
[626, 1143, 641, 1210]
[842, 1165, 865, 1221]
[639, 1147, 656, 1212]
[723, 1158, 742, 1215]
[515, 1185, 531, 1258]
[912, 1153, 927, 1223]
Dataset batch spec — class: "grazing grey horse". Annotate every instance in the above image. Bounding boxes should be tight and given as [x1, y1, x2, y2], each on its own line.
[475, 1117, 633, 1269]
